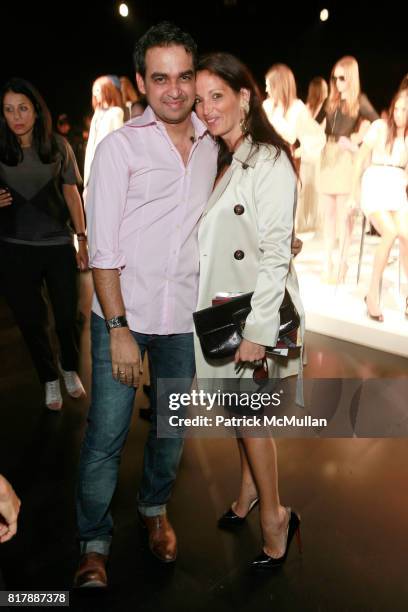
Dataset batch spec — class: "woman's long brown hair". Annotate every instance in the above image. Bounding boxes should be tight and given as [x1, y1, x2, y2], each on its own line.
[386, 89, 408, 150]
[196, 52, 297, 176]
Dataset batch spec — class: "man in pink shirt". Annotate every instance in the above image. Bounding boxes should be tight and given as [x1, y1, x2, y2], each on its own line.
[74, 23, 217, 588]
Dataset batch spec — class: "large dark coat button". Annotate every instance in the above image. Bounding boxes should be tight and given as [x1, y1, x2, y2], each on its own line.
[234, 250, 245, 260]
[234, 204, 245, 215]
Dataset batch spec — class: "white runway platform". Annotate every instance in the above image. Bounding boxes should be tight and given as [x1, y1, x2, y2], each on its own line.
[296, 221, 408, 358]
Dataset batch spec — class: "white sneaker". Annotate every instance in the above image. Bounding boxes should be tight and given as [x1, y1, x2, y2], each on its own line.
[45, 380, 63, 411]
[59, 367, 86, 398]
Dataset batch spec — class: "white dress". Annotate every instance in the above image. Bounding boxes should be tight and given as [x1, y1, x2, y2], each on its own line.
[84, 106, 124, 188]
[360, 119, 408, 217]
[263, 98, 325, 231]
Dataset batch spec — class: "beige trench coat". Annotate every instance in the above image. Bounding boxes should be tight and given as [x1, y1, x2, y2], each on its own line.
[194, 138, 305, 391]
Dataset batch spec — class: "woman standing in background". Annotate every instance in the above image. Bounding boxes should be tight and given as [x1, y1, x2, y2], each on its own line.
[0, 78, 88, 410]
[316, 56, 378, 283]
[120, 76, 139, 120]
[301, 76, 329, 234]
[263, 64, 325, 232]
[83, 76, 124, 190]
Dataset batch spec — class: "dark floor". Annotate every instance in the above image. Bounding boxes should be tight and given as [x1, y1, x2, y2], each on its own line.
[1, 295, 408, 612]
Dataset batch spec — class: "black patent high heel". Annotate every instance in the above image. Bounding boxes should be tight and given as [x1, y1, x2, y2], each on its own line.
[218, 497, 259, 529]
[250, 509, 302, 571]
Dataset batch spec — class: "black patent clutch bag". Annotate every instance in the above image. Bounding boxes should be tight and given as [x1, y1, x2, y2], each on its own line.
[193, 290, 300, 360]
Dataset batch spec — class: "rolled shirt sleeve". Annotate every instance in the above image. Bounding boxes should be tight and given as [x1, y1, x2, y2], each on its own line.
[86, 132, 129, 270]
[242, 150, 297, 346]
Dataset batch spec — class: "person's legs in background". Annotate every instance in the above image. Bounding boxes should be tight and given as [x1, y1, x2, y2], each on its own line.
[321, 193, 337, 282]
[0, 243, 61, 408]
[337, 193, 355, 283]
[44, 245, 84, 397]
[365, 211, 397, 319]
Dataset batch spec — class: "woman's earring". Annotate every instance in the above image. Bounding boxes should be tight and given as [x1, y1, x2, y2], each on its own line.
[240, 100, 250, 134]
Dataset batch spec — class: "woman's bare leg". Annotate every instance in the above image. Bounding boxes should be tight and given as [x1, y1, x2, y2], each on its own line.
[394, 208, 408, 280]
[337, 194, 355, 282]
[240, 436, 288, 557]
[322, 193, 337, 280]
[232, 439, 258, 517]
[366, 211, 398, 316]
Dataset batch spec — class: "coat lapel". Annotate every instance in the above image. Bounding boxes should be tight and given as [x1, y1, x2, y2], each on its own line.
[202, 163, 234, 216]
[202, 138, 258, 217]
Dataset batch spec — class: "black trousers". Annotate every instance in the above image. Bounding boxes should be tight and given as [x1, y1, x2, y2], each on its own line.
[0, 242, 80, 383]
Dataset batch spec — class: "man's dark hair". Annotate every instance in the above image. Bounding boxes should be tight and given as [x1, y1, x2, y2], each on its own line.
[133, 21, 197, 77]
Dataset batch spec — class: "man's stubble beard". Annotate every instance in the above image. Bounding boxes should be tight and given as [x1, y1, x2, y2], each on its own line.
[151, 99, 194, 125]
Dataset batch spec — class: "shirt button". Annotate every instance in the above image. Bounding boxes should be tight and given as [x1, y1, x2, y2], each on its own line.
[234, 250, 245, 260]
[234, 204, 245, 215]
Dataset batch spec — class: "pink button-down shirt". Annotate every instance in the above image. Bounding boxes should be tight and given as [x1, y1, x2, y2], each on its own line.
[86, 106, 218, 334]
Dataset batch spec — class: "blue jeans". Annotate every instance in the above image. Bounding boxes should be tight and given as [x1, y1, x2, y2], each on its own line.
[76, 313, 195, 555]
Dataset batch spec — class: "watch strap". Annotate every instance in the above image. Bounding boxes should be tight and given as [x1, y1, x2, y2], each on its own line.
[105, 315, 129, 332]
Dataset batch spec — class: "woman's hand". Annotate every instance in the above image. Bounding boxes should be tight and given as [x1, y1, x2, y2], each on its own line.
[76, 241, 89, 271]
[235, 338, 266, 364]
[0, 189, 12, 208]
[338, 136, 358, 153]
[291, 236, 303, 257]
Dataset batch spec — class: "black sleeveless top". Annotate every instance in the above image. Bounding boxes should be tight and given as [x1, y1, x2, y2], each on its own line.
[0, 135, 81, 246]
[316, 94, 379, 139]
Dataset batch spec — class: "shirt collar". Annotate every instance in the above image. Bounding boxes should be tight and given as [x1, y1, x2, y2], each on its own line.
[190, 111, 208, 139]
[125, 105, 156, 128]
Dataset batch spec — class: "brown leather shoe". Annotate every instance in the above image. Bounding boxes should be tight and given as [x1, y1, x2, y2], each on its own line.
[74, 552, 108, 588]
[140, 513, 177, 563]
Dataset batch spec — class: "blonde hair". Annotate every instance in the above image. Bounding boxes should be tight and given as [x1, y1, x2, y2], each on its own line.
[265, 64, 297, 115]
[327, 56, 360, 118]
[92, 76, 123, 111]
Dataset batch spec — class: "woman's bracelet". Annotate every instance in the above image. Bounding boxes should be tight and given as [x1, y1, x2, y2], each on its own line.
[76, 232, 87, 242]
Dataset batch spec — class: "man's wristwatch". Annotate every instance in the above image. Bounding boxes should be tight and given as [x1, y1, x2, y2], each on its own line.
[105, 315, 129, 333]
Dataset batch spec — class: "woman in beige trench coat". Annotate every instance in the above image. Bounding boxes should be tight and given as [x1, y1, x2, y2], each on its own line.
[194, 53, 305, 571]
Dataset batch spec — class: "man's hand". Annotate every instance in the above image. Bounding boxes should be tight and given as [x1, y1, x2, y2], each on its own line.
[291, 236, 303, 257]
[110, 327, 143, 388]
[235, 338, 265, 364]
[0, 475, 21, 544]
